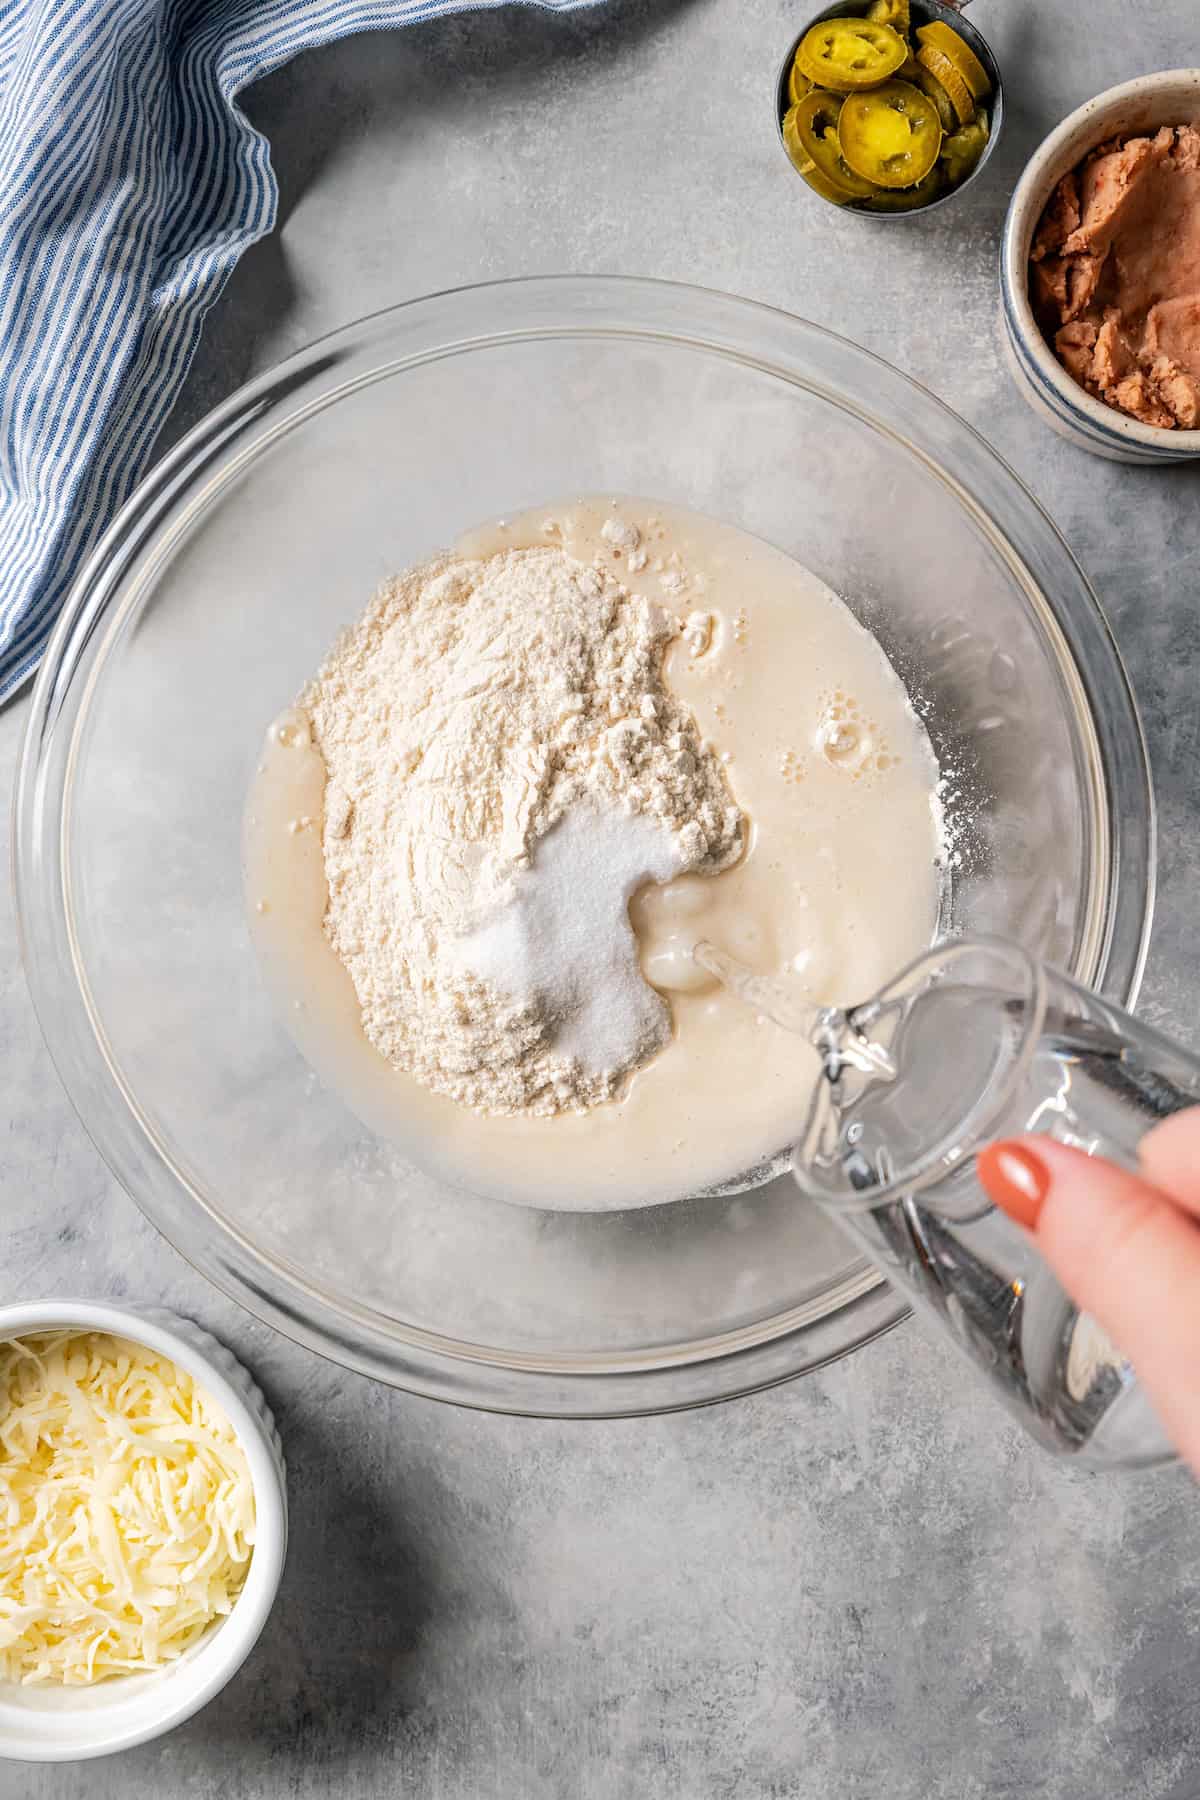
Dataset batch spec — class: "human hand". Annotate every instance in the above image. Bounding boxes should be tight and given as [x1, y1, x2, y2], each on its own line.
[977, 1110, 1200, 1477]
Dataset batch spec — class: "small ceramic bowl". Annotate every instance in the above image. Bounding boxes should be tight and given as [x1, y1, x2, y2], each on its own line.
[0, 1302, 287, 1763]
[775, 0, 1004, 219]
[1001, 69, 1200, 464]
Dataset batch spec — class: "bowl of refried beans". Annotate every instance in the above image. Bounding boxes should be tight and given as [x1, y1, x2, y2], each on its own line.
[1002, 69, 1200, 463]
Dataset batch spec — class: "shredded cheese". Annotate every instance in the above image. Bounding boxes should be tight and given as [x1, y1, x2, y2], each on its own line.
[0, 1332, 256, 1685]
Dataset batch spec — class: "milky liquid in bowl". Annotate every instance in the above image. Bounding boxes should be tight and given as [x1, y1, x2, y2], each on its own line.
[15, 280, 1152, 1411]
[243, 497, 946, 1212]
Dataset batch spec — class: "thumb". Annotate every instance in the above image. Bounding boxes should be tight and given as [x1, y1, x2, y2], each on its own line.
[978, 1136, 1200, 1474]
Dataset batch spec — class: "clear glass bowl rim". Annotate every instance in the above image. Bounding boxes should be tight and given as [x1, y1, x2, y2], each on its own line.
[13, 275, 1156, 1416]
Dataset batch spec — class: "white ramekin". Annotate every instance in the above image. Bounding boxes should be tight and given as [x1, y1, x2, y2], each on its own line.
[1001, 69, 1200, 465]
[0, 1301, 287, 1763]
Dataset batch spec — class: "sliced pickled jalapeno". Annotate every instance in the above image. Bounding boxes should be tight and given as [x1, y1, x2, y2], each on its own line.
[813, 126, 880, 197]
[794, 17, 907, 92]
[915, 43, 975, 126]
[779, 5, 994, 213]
[838, 80, 941, 189]
[788, 93, 880, 198]
[787, 55, 812, 107]
[781, 100, 811, 168]
[940, 113, 989, 186]
[782, 111, 857, 205]
[866, 0, 909, 28]
[784, 93, 878, 198]
[793, 153, 859, 205]
[915, 21, 991, 101]
[912, 62, 956, 133]
[789, 89, 843, 161]
[863, 165, 942, 210]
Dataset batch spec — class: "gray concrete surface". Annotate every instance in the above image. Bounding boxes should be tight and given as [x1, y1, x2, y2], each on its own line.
[5, 1, 1200, 1794]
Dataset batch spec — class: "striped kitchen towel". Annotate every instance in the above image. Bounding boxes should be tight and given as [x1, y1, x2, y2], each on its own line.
[0, 0, 601, 705]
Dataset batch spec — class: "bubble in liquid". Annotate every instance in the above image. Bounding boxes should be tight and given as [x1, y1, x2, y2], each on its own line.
[822, 721, 865, 765]
[817, 690, 883, 771]
[272, 711, 312, 751]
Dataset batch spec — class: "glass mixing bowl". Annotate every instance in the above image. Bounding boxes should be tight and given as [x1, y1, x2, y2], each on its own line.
[15, 278, 1154, 1415]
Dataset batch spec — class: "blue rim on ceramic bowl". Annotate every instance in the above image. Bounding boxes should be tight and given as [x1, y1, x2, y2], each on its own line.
[1001, 69, 1200, 465]
[775, 0, 1004, 219]
[0, 1303, 286, 1763]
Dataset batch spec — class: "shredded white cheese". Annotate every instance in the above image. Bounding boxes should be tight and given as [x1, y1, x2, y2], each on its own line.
[0, 1332, 256, 1685]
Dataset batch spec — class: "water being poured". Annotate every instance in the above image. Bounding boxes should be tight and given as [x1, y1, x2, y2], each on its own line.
[692, 938, 901, 1190]
[692, 940, 898, 1078]
[692, 934, 1193, 1466]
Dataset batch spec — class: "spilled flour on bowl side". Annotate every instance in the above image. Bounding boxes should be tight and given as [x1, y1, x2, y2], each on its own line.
[300, 543, 744, 1116]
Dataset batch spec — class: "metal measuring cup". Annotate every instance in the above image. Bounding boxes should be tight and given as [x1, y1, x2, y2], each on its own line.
[775, 0, 1005, 217]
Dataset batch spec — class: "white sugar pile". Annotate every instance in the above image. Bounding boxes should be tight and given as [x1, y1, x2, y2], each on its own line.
[451, 806, 684, 1094]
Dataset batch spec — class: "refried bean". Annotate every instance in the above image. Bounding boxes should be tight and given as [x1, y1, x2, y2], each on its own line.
[1030, 124, 1200, 430]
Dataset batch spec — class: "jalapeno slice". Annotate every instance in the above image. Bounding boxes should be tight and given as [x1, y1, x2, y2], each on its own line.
[940, 113, 990, 187]
[863, 165, 942, 210]
[783, 94, 879, 200]
[866, 0, 910, 28]
[794, 17, 907, 92]
[915, 21, 991, 101]
[787, 54, 813, 107]
[782, 103, 822, 180]
[782, 113, 855, 205]
[782, 104, 846, 201]
[915, 44, 975, 126]
[912, 62, 958, 134]
[796, 153, 859, 205]
[838, 80, 942, 190]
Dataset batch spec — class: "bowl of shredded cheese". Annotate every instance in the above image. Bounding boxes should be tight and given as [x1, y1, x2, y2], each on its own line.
[0, 1302, 286, 1762]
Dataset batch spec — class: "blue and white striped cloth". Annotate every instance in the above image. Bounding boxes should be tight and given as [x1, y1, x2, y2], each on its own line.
[0, 0, 600, 704]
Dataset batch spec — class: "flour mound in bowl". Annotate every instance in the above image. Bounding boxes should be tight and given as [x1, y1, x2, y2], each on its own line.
[301, 545, 744, 1117]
